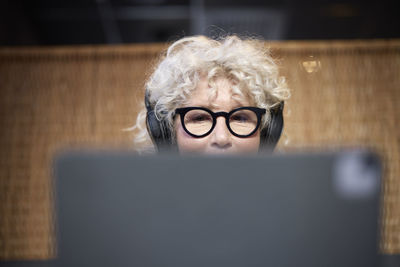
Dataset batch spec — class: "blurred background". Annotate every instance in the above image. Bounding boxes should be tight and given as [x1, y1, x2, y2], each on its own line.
[0, 0, 399, 46]
[1, 0, 400, 264]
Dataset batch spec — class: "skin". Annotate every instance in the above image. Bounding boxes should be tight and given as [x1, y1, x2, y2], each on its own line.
[174, 77, 260, 154]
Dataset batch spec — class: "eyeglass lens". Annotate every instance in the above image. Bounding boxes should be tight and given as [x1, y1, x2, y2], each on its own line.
[183, 109, 258, 136]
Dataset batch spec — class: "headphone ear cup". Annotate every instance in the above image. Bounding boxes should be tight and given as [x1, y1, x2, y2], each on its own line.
[260, 102, 284, 151]
[146, 109, 173, 151]
[146, 109, 162, 144]
[145, 90, 173, 151]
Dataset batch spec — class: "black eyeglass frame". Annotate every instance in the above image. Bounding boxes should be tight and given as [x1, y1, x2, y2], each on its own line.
[175, 106, 266, 138]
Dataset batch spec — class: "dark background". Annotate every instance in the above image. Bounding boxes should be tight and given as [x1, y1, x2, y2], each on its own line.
[0, 0, 398, 46]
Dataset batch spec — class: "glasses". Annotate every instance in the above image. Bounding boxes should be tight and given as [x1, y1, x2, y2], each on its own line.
[175, 106, 266, 138]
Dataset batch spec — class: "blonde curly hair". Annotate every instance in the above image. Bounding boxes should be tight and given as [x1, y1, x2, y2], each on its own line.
[132, 35, 290, 152]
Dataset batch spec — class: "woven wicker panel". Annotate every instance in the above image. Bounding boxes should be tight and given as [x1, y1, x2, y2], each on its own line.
[275, 41, 400, 253]
[0, 40, 399, 259]
[0, 45, 164, 259]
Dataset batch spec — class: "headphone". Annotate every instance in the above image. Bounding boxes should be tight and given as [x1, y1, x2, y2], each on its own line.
[145, 90, 284, 152]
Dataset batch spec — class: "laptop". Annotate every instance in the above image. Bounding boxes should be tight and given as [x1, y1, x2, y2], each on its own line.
[50, 149, 381, 267]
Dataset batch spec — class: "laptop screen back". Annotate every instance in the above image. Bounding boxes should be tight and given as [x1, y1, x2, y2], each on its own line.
[54, 150, 381, 267]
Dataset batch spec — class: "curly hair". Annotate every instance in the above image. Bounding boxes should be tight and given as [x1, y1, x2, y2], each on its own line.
[131, 35, 290, 152]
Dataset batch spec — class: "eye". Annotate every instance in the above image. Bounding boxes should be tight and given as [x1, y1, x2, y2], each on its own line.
[191, 114, 210, 122]
[185, 110, 213, 123]
[230, 110, 258, 124]
[231, 114, 250, 122]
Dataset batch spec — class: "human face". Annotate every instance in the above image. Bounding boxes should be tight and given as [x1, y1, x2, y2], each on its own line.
[174, 77, 261, 154]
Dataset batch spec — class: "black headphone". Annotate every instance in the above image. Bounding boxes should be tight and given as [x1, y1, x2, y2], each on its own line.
[145, 90, 284, 152]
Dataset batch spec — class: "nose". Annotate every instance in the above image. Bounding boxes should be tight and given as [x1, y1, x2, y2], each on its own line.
[210, 117, 232, 150]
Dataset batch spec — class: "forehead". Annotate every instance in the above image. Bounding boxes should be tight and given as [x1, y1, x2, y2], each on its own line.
[186, 77, 252, 110]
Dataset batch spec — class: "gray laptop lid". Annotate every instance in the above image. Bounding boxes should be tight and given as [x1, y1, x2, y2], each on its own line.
[53, 150, 381, 267]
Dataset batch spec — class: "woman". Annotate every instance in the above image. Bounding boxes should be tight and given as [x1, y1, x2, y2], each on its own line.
[133, 35, 290, 154]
